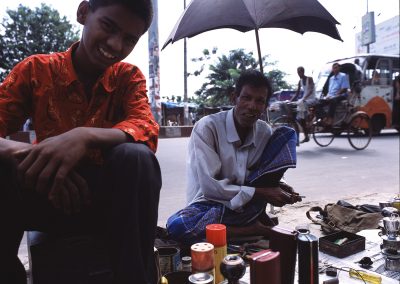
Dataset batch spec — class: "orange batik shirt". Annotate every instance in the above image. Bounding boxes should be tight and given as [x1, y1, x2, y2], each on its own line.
[0, 43, 159, 155]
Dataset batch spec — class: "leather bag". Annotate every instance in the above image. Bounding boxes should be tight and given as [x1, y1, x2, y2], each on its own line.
[306, 203, 382, 234]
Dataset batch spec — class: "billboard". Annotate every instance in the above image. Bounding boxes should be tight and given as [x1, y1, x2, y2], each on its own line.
[356, 15, 399, 55]
[361, 12, 376, 45]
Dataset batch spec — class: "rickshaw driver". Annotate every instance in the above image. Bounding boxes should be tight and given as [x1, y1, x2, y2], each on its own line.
[317, 63, 350, 126]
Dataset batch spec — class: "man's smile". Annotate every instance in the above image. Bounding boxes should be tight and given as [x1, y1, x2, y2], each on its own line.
[98, 46, 117, 60]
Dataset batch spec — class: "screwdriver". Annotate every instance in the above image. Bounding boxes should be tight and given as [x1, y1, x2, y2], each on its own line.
[349, 268, 382, 284]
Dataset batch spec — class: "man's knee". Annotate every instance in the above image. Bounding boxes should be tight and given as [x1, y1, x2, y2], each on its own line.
[106, 143, 158, 170]
[108, 142, 153, 159]
[104, 143, 161, 195]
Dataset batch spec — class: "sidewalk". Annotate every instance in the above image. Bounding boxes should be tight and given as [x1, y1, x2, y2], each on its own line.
[19, 191, 395, 282]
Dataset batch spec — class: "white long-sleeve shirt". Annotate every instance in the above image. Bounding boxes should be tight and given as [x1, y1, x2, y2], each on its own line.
[186, 108, 272, 211]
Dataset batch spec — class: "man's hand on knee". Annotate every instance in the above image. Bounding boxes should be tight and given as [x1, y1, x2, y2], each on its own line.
[48, 170, 91, 215]
[14, 128, 89, 194]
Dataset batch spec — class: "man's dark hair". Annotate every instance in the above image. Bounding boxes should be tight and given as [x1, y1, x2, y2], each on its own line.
[235, 70, 272, 104]
[297, 66, 305, 73]
[88, 0, 153, 31]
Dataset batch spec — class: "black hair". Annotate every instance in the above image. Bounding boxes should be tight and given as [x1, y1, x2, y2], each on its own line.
[88, 0, 153, 31]
[297, 66, 305, 72]
[235, 70, 272, 104]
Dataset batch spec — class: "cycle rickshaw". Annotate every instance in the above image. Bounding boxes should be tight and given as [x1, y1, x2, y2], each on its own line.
[269, 63, 372, 150]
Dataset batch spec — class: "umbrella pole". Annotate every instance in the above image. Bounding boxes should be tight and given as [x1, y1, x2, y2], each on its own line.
[255, 28, 263, 74]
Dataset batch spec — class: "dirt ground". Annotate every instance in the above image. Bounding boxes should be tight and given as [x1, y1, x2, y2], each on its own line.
[275, 191, 398, 230]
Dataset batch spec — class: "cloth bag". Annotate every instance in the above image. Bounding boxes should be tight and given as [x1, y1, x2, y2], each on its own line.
[306, 203, 382, 234]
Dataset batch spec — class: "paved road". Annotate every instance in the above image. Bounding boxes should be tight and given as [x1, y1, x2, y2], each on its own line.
[156, 130, 400, 226]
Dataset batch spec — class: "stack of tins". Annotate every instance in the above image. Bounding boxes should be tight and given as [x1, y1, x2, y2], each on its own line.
[206, 224, 227, 283]
[191, 242, 215, 283]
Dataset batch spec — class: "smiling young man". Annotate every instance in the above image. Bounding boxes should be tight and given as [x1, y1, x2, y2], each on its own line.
[0, 1, 161, 283]
[166, 70, 302, 245]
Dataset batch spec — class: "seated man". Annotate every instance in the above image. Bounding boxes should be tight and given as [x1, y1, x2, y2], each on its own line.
[317, 63, 350, 126]
[166, 70, 302, 245]
[0, 1, 161, 283]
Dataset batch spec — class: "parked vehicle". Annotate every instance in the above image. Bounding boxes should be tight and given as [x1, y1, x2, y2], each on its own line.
[315, 54, 400, 134]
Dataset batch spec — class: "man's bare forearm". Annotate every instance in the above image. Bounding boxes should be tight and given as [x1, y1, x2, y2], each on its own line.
[78, 127, 133, 149]
[0, 137, 32, 162]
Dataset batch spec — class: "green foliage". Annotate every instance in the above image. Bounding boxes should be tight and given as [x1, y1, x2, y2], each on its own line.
[0, 4, 80, 81]
[192, 48, 291, 107]
[266, 69, 293, 92]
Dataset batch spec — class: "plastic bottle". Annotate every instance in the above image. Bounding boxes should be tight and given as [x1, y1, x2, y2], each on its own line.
[206, 224, 227, 284]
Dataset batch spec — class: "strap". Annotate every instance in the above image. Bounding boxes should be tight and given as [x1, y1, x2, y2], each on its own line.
[306, 206, 325, 224]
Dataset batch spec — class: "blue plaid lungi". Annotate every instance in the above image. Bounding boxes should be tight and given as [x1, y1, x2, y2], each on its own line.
[166, 126, 297, 244]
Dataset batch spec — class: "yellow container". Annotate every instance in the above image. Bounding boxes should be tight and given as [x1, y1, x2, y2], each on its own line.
[206, 224, 227, 284]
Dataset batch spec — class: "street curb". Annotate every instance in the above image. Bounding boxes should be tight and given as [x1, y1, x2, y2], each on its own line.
[159, 126, 193, 138]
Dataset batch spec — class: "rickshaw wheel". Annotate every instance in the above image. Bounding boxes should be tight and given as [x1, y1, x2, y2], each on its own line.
[312, 122, 334, 147]
[271, 115, 301, 144]
[347, 113, 372, 150]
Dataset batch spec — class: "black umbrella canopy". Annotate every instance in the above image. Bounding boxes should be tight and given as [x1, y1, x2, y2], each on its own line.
[162, 0, 342, 72]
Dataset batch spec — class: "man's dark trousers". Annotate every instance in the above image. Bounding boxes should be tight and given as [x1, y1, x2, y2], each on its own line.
[0, 143, 162, 284]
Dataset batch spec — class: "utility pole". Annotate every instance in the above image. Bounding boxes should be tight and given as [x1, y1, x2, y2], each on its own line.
[366, 0, 369, 53]
[149, 0, 162, 124]
[183, 0, 189, 125]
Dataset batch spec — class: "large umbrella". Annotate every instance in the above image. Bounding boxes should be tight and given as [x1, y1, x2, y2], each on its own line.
[162, 0, 342, 73]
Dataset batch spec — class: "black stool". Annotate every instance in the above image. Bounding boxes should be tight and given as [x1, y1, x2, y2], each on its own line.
[27, 231, 112, 284]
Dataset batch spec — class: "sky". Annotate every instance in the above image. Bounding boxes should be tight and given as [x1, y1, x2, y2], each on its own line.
[1, 0, 399, 100]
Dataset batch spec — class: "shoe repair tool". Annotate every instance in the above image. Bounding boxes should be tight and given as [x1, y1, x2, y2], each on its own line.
[228, 243, 265, 258]
[356, 256, 373, 268]
[188, 272, 214, 284]
[322, 278, 339, 284]
[219, 255, 247, 284]
[191, 242, 215, 277]
[348, 269, 382, 284]
[325, 267, 337, 277]
[379, 213, 400, 272]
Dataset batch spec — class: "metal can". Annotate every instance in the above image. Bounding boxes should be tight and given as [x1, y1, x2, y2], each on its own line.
[158, 247, 181, 275]
[154, 247, 162, 283]
[297, 229, 319, 284]
[188, 272, 214, 284]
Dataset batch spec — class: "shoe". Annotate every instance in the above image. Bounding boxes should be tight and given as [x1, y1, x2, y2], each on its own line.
[300, 137, 310, 143]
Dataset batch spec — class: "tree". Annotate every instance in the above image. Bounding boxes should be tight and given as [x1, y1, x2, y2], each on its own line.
[192, 48, 292, 107]
[0, 4, 80, 81]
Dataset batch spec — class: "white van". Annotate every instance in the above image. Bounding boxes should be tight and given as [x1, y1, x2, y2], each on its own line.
[315, 54, 400, 134]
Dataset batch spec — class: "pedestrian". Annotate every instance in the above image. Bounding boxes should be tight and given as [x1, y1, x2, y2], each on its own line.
[0, 1, 161, 283]
[166, 70, 302, 245]
[290, 66, 317, 143]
